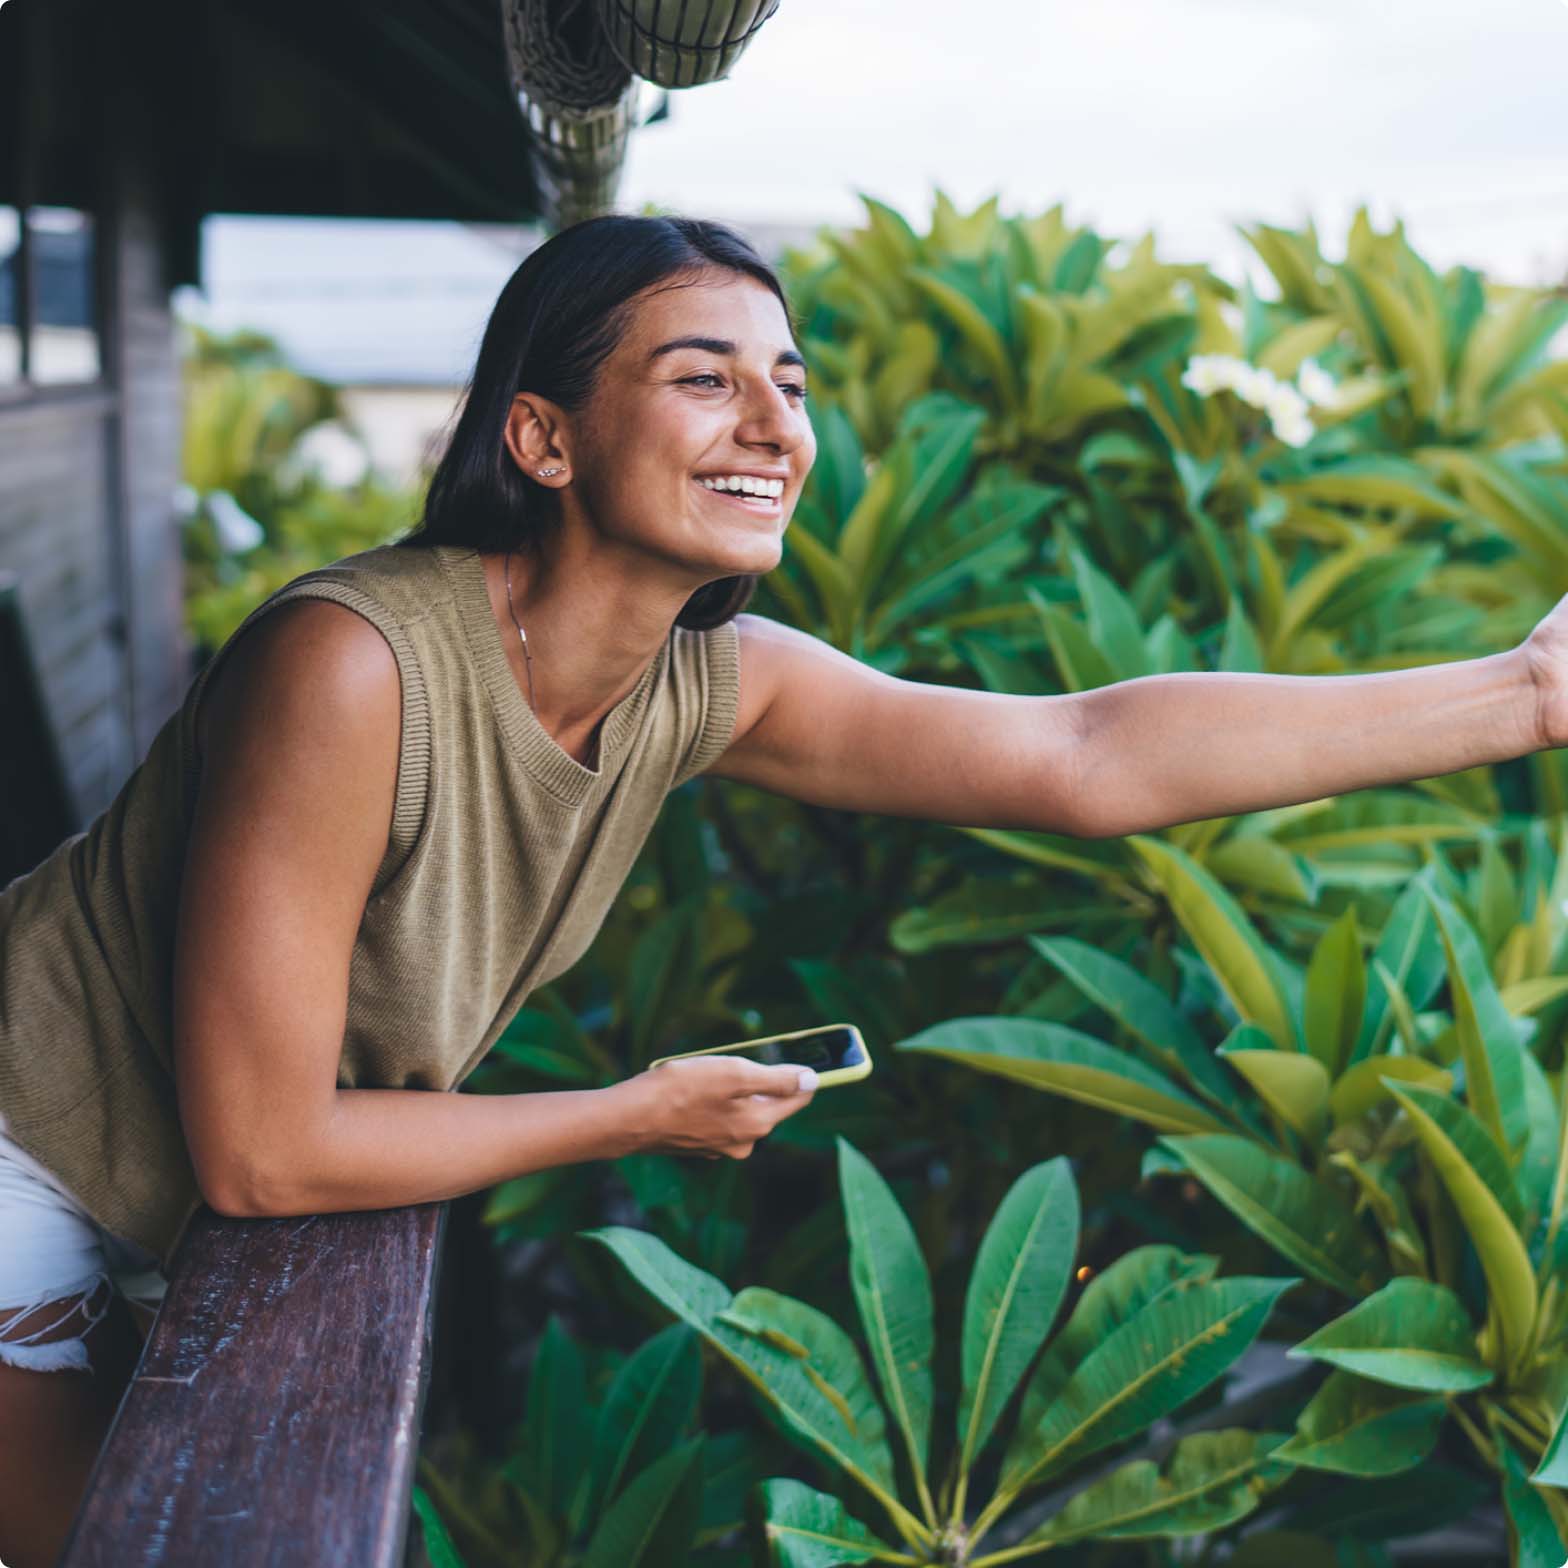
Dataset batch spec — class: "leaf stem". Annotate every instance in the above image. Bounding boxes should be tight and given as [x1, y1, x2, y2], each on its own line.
[969, 1485, 1018, 1546]
[1447, 1399, 1498, 1471]
[1492, 1402, 1548, 1456]
[970, 1538, 1056, 1566]
[1500, 1394, 1554, 1445]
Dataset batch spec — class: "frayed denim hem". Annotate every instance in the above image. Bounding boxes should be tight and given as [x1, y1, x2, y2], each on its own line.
[0, 1271, 113, 1374]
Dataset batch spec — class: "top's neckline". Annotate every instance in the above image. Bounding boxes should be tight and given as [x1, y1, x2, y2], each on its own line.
[434, 544, 669, 805]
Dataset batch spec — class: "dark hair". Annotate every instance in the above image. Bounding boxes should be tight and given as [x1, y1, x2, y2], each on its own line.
[392, 213, 799, 630]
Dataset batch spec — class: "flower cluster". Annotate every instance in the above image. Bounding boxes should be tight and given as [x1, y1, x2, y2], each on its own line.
[1180, 353, 1346, 448]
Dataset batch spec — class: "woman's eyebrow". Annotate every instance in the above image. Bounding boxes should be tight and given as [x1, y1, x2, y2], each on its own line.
[647, 335, 808, 372]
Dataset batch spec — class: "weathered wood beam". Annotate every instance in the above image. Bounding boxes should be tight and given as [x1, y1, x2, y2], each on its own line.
[58, 1200, 447, 1567]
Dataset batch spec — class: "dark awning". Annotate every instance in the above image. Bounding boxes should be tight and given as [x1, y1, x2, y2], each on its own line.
[2, 0, 556, 289]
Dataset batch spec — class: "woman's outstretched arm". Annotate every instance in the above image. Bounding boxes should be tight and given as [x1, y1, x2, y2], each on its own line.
[700, 605, 1567, 842]
[1065, 608, 1566, 840]
[174, 601, 811, 1223]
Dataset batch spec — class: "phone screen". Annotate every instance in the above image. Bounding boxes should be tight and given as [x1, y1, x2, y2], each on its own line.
[738, 1026, 865, 1072]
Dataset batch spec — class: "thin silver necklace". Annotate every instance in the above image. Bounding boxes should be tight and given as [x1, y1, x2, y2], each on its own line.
[503, 549, 537, 713]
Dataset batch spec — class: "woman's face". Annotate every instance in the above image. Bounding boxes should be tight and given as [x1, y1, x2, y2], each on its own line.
[539, 268, 817, 583]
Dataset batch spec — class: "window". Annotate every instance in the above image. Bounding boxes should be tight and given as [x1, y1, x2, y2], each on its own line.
[28, 205, 99, 385]
[0, 208, 19, 385]
[0, 0, 104, 396]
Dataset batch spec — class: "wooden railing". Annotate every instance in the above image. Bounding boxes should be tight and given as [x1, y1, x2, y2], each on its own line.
[57, 1201, 448, 1566]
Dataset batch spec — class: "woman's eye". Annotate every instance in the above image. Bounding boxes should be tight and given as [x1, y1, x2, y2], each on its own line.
[681, 373, 809, 401]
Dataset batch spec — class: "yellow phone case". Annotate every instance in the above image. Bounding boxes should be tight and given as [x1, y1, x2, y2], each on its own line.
[649, 1023, 872, 1087]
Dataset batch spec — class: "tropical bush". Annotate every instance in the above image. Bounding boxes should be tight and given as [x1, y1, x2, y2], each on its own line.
[896, 831, 1568, 1558]
[415, 1318, 772, 1567]
[590, 1139, 1298, 1566]
[177, 321, 414, 655]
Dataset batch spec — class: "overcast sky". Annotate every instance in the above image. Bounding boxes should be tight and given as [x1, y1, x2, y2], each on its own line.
[182, 0, 1568, 383]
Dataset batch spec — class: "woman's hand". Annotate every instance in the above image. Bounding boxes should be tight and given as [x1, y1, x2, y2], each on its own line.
[1521, 591, 1568, 751]
[612, 1055, 818, 1161]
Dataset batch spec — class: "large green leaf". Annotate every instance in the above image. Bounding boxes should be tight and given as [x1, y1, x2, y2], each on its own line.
[1498, 1432, 1568, 1567]
[1026, 935, 1246, 1120]
[1007, 1245, 1218, 1479]
[999, 1275, 1296, 1495]
[718, 1288, 890, 1460]
[1160, 1134, 1387, 1296]
[583, 1228, 919, 1538]
[837, 1139, 935, 1489]
[521, 1316, 590, 1520]
[957, 1157, 1079, 1475]
[757, 1479, 892, 1568]
[1127, 835, 1300, 1050]
[896, 1016, 1227, 1135]
[1019, 1430, 1289, 1546]
[1425, 887, 1529, 1154]
[1516, 1045, 1560, 1227]
[1384, 1083, 1537, 1376]
[1068, 543, 1154, 680]
[1349, 873, 1446, 1064]
[1276, 1370, 1445, 1476]
[411, 1486, 469, 1568]
[579, 1437, 705, 1568]
[1219, 1027, 1330, 1143]
[1303, 905, 1367, 1077]
[1531, 1388, 1568, 1487]
[586, 1324, 703, 1522]
[1288, 1278, 1492, 1392]
[1328, 1055, 1452, 1124]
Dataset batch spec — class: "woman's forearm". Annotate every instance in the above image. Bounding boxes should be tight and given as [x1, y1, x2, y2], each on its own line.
[236, 1080, 646, 1219]
[1066, 646, 1544, 840]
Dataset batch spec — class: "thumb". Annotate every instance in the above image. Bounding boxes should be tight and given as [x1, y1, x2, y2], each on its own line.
[750, 1062, 819, 1097]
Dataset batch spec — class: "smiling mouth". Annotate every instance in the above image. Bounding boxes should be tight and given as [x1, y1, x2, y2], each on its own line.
[693, 480, 782, 513]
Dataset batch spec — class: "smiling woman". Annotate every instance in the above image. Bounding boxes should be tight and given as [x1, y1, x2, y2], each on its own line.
[0, 213, 828, 1568]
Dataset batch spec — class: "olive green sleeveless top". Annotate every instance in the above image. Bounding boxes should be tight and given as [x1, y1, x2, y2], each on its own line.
[0, 543, 741, 1271]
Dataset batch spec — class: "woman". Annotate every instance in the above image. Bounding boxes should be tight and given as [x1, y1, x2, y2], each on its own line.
[3, 210, 1567, 1567]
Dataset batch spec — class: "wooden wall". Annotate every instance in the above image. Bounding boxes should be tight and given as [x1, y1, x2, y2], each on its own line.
[0, 0, 189, 826]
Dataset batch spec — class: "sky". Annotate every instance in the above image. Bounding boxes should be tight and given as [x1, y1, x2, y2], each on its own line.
[177, 0, 1568, 384]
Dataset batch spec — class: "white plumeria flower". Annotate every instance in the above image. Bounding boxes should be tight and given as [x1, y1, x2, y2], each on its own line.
[1231, 363, 1285, 408]
[1262, 382, 1312, 426]
[1271, 412, 1317, 448]
[1298, 357, 1346, 409]
[1181, 354, 1244, 395]
[1181, 352, 1316, 444]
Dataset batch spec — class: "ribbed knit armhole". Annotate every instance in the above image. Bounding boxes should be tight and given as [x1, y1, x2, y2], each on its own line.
[672, 617, 742, 789]
[181, 581, 433, 897]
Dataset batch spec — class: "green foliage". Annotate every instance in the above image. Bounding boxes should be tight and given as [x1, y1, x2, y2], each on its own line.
[177, 321, 416, 654]
[415, 1320, 758, 1567]
[587, 1141, 1296, 1562]
[904, 847, 1568, 1552]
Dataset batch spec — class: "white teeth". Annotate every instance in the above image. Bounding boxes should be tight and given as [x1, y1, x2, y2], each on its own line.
[698, 475, 783, 498]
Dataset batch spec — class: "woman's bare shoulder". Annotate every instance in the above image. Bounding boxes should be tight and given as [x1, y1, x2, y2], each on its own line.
[196, 597, 401, 763]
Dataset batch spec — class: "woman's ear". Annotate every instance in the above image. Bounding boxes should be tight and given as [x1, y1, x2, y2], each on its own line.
[504, 392, 571, 477]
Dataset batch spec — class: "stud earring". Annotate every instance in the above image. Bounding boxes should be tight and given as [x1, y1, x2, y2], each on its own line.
[536, 466, 565, 478]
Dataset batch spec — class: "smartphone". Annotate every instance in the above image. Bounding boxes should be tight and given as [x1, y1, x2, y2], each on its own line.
[649, 1023, 872, 1088]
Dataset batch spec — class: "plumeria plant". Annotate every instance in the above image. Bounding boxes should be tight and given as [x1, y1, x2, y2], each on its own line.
[588, 1139, 1299, 1566]
[895, 837, 1568, 1563]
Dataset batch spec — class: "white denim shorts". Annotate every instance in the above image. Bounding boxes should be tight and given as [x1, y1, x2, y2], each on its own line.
[0, 1109, 169, 1373]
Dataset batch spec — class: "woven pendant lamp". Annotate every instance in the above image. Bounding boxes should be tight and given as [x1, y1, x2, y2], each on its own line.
[596, 0, 781, 88]
[501, 0, 643, 225]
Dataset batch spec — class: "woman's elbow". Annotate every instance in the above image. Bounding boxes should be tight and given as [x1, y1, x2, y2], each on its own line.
[195, 1151, 290, 1219]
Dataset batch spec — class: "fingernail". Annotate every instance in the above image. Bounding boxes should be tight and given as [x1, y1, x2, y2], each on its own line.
[797, 1068, 818, 1092]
